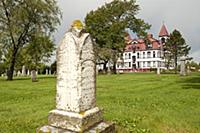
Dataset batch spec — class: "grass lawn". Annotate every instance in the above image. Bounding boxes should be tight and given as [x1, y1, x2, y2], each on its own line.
[0, 73, 200, 133]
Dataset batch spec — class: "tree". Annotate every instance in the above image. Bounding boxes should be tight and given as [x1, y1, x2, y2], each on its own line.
[165, 29, 191, 73]
[0, 44, 5, 75]
[0, 0, 61, 80]
[85, 0, 150, 74]
[0, 44, 2, 62]
[50, 61, 56, 75]
[17, 34, 55, 81]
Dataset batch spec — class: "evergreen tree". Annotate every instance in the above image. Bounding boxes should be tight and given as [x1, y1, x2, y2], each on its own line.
[165, 29, 191, 73]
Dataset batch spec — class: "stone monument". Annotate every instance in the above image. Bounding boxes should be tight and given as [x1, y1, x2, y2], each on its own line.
[180, 56, 192, 76]
[22, 65, 26, 76]
[17, 70, 21, 77]
[27, 70, 30, 76]
[31, 70, 37, 82]
[46, 69, 48, 75]
[37, 20, 114, 133]
[157, 62, 160, 75]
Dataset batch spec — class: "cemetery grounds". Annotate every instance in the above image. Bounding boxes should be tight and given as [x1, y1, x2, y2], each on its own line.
[0, 73, 200, 133]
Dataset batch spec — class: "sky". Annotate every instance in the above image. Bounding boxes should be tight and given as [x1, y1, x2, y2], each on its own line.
[54, 0, 200, 62]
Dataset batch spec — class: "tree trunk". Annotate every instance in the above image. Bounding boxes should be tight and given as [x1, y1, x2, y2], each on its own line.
[103, 61, 108, 74]
[166, 60, 169, 70]
[174, 56, 177, 74]
[112, 61, 117, 74]
[7, 50, 17, 80]
[174, 47, 178, 74]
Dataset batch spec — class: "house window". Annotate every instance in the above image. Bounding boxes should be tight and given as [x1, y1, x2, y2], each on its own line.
[124, 53, 126, 59]
[148, 43, 152, 48]
[153, 61, 156, 67]
[124, 53, 129, 59]
[147, 61, 151, 67]
[137, 62, 140, 68]
[129, 53, 131, 59]
[157, 51, 161, 58]
[133, 41, 137, 44]
[161, 37, 165, 44]
[132, 56, 136, 62]
[157, 61, 161, 67]
[129, 62, 131, 67]
[153, 51, 156, 58]
[147, 51, 151, 58]
[143, 62, 146, 67]
[143, 52, 145, 58]
[137, 53, 140, 59]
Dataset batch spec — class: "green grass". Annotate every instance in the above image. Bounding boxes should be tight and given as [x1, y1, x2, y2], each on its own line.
[0, 73, 200, 133]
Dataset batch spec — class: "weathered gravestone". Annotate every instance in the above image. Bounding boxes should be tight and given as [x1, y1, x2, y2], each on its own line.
[17, 70, 21, 77]
[180, 56, 192, 76]
[22, 65, 26, 76]
[46, 69, 48, 75]
[157, 62, 160, 75]
[27, 70, 30, 76]
[49, 70, 52, 75]
[37, 20, 115, 133]
[13, 70, 17, 76]
[31, 70, 37, 82]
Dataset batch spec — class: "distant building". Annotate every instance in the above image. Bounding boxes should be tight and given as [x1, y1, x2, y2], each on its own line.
[116, 24, 173, 72]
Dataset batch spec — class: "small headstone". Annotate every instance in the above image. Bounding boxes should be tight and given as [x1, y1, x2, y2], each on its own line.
[31, 70, 37, 82]
[157, 67, 160, 75]
[156, 61, 161, 75]
[49, 70, 52, 75]
[17, 70, 21, 77]
[180, 56, 192, 76]
[22, 65, 26, 76]
[27, 70, 30, 76]
[37, 20, 114, 133]
[13, 70, 17, 76]
[46, 69, 48, 75]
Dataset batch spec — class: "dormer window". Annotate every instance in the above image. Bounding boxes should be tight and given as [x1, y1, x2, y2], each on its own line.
[132, 41, 137, 44]
[161, 37, 165, 44]
[147, 43, 152, 48]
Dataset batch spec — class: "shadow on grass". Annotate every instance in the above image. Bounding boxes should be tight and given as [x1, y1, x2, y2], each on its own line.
[179, 75, 200, 89]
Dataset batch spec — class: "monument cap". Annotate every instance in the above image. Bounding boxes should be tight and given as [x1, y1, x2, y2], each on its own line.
[71, 20, 84, 30]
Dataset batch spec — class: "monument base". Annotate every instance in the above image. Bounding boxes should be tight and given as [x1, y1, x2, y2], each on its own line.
[37, 121, 115, 133]
[37, 107, 115, 133]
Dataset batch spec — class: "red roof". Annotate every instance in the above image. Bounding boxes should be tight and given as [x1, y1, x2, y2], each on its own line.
[124, 33, 161, 51]
[159, 24, 169, 37]
[135, 43, 146, 50]
[152, 41, 160, 49]
[124, 44, 134, 52]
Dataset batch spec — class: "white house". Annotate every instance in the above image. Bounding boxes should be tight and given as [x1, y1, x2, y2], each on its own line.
[117, 24, 172, 72]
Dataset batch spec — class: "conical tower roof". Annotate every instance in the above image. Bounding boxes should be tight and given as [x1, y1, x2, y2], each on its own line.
[159, 24, 169, 37]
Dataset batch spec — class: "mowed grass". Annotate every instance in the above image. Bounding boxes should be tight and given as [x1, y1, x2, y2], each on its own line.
[0, 73, 200, 133]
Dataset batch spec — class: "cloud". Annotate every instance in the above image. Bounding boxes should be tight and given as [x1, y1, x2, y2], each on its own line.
[137, 0, 200, 62]
[54, 0, 112, 45]
[54, 0, 200, 62]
